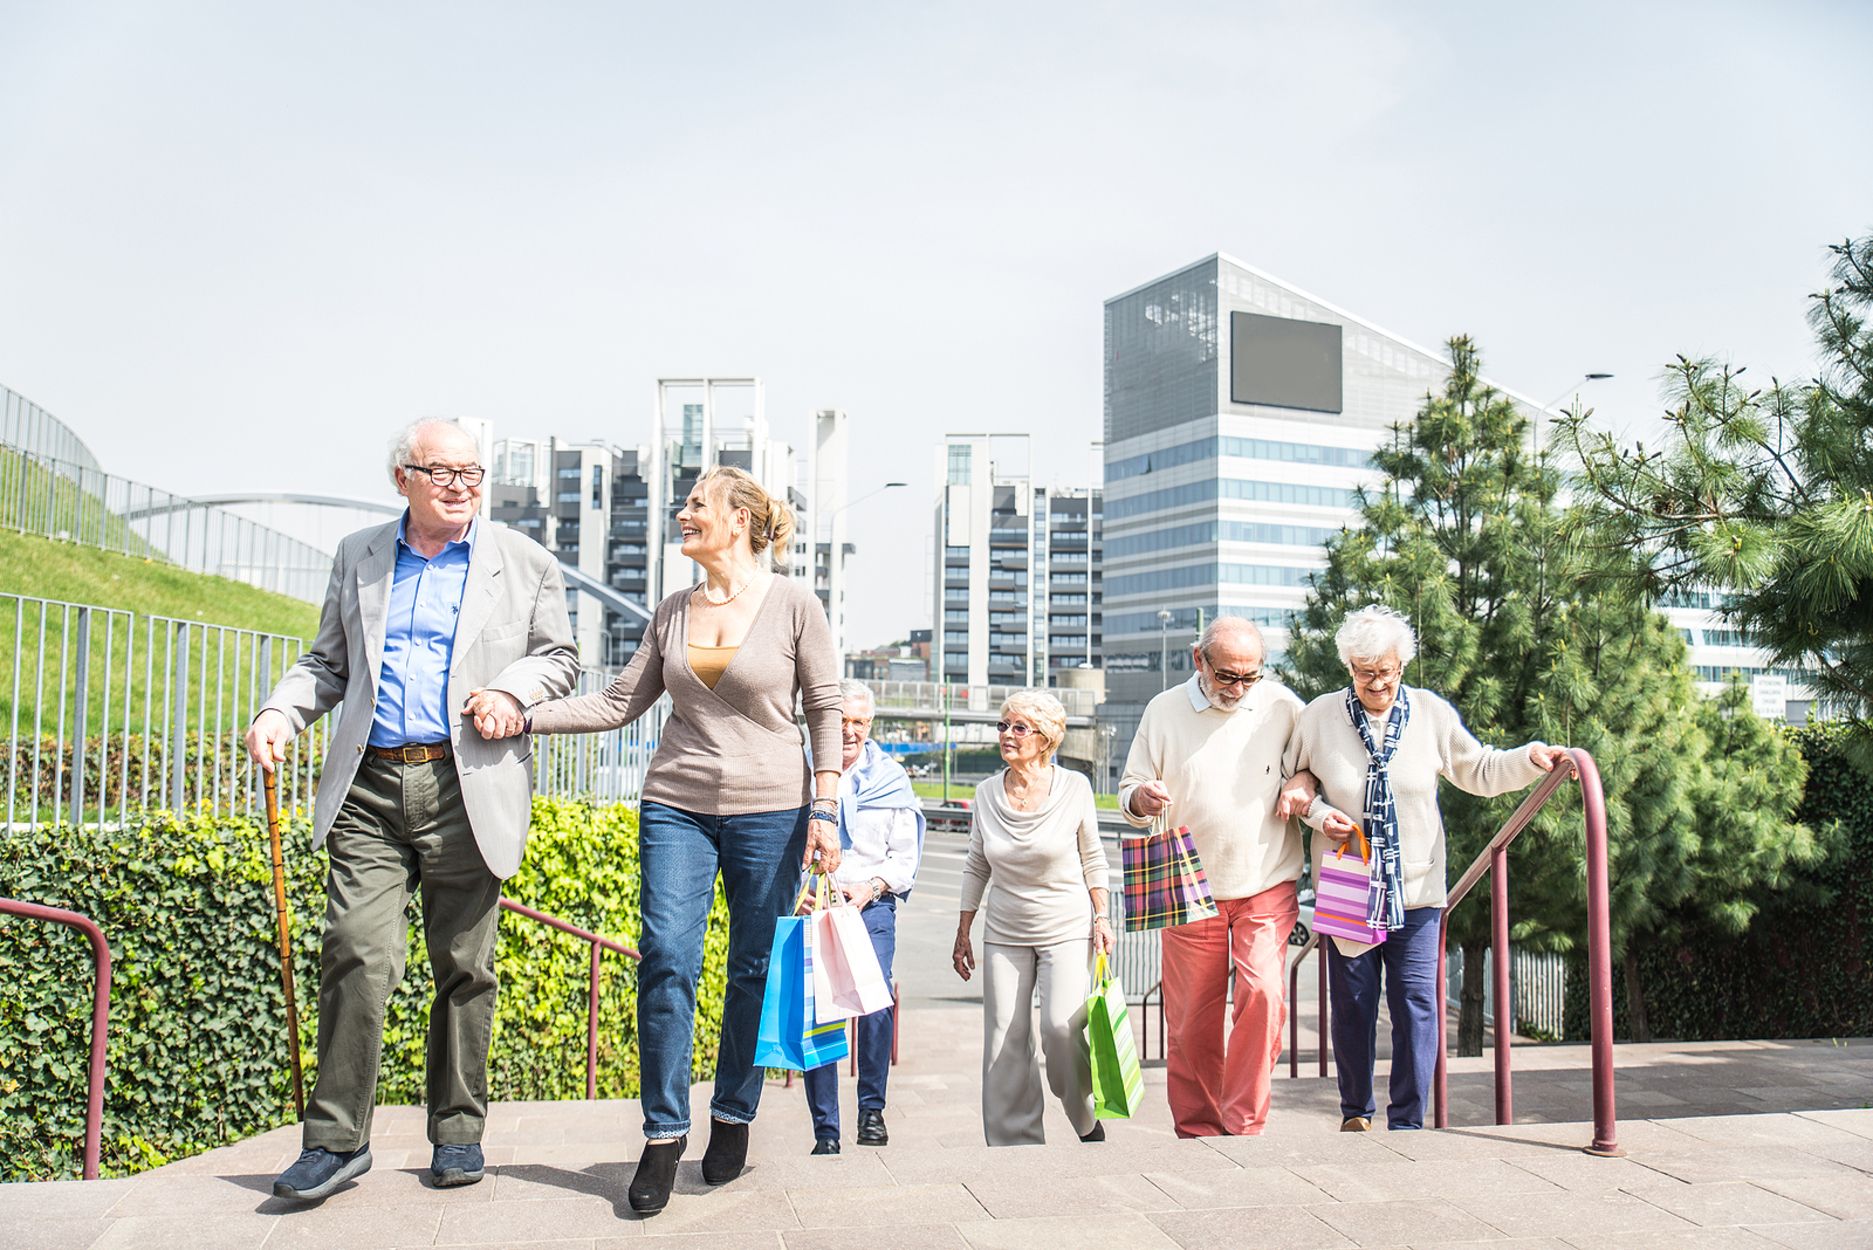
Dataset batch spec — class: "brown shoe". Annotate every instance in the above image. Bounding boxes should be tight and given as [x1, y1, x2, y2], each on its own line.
[1339, 1116, 1372, 1133]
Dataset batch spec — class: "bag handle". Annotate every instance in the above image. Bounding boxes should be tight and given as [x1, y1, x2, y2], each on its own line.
[1331, 824, 1373, 865]
[793, 872, 835, 915]
[1094, 950, 1109, 984]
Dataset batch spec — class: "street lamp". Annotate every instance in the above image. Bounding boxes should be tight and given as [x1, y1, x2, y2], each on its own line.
[1158, 608, 1173, 691]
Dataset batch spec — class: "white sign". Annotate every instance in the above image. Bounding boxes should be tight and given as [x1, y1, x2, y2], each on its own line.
[1751, 674, 1788, 720]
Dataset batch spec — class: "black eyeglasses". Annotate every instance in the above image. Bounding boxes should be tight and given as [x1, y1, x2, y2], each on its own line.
[1210, 668, 1263, 689]
[995, 720, 1035, 737]
[404, 464, 486, 488]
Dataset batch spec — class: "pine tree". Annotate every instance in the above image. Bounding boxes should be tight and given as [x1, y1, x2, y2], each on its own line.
[1559, 235, 1873, 758]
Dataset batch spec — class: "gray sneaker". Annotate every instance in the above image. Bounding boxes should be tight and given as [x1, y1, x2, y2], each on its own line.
[430, 1142, 485, 1188]
[272, 1145, 373, 1201]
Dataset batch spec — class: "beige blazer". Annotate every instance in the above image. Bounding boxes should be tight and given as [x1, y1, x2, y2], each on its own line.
[260, 519, 580, 879]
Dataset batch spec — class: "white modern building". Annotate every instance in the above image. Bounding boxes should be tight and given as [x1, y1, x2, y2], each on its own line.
[932, 433, 1103, 688]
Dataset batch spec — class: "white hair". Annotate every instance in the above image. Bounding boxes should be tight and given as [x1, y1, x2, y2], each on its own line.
[838, 679, 876, 713]
[1335, 605, 1418, 668]
[1199, 614, 1265, 658]
[1000, 689, 1067, 753]
[388, 418, 471, 483]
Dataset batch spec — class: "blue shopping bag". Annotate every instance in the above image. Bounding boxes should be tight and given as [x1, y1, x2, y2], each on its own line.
[754, 913, 851, 1072]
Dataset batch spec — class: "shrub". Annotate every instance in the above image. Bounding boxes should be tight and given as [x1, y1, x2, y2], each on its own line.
[0, 795, 728, 1181]
[1563, 722, 1868, 1040]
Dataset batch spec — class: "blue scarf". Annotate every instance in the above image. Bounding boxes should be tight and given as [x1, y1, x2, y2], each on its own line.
[827, 741, 926, 896]
[1345, 685, 1411, 932]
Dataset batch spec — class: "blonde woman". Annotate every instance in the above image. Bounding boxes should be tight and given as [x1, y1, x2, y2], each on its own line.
[486, 465, 842, 1214]
[953, 690, 1114, 1146]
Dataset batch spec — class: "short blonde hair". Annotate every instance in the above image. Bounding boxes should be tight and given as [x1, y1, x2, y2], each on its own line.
[999, 689, 1067, 754]
[696, 464, 796, 572]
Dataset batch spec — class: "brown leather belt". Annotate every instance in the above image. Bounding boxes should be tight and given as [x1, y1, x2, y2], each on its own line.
[367, 742, 452, 765]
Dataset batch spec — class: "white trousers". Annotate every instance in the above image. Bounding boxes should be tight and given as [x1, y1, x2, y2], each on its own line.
[981, 939, 1096, 1146]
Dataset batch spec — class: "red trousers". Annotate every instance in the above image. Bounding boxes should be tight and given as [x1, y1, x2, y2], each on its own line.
[1160, 880, 1299, 1137]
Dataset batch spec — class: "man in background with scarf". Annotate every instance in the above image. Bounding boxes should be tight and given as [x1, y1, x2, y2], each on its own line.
[803, 679, 924, 1154]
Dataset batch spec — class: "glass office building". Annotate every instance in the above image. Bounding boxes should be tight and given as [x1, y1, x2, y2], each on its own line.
[1103, 253, 1461, 680]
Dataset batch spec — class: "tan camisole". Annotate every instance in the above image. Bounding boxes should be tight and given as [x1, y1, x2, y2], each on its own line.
[687, 643, 738, 690]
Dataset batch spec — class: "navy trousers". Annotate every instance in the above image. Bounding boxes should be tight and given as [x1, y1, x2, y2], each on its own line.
[1326, 905, 1443, 1130]
[802, 895, 897, 1142]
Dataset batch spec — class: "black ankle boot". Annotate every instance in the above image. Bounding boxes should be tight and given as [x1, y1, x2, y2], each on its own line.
[701, 1119, 749, 1185]
[627, 1135, 685, 1215]
[1079, 1121, 1107, 1142]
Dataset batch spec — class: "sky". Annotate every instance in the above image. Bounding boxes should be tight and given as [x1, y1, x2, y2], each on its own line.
[2, 1, 1869, 649]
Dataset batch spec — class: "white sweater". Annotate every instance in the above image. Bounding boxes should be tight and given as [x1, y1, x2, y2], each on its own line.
[1117, 675, 1306, 902]
[1282, 687, 1547, 911]
[959, 766, 1109, 946]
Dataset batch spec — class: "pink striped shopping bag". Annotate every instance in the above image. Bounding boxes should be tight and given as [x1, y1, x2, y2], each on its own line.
[1314, 827, 1387, 946]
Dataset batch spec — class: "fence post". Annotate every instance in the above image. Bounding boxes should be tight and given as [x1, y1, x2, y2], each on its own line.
[69, 607, 91, 827]
[169, 622, 190, 812]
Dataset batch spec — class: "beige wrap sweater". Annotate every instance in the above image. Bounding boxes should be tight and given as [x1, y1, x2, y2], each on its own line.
[526, 576, 842, 815]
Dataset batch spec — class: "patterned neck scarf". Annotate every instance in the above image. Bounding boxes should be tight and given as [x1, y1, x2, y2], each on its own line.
[1345, 685, 1411, 932]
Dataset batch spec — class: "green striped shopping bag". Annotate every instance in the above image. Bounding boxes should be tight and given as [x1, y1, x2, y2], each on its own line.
[1086, 952, 1145, 1119]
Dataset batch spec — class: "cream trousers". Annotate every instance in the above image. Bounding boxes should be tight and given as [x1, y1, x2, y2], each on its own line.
[980, 939, 1096, 1146]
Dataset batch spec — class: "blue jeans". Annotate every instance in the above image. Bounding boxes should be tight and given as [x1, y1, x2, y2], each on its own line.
[637, 801, 807, 1139]
[802, 896, 897, 1142]
[1326, 905, 1443, 1130]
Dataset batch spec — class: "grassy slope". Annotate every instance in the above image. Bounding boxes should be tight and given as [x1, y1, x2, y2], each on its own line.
[0, 531, 318, 636]
[913, 778, 1120, 809]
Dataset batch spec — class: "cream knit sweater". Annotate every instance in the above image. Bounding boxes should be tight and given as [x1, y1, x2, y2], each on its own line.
[1117, 675, 1306, 902]
[959, 766, 1109, 947]
[1282, 687, 1547, 911]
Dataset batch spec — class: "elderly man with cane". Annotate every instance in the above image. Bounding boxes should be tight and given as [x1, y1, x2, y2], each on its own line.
[245, 418, 578, 1201]
[803, 679, 922, 1155]
[1119, 616, 1316, 1138]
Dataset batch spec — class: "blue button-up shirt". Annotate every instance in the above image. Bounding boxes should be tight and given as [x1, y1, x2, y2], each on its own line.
[369, 515, 475, 748]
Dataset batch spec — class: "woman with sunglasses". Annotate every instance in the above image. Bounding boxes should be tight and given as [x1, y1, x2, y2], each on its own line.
[953, 689, 1112, 1146]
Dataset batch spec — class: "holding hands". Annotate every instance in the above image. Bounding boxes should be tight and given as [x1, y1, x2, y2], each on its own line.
[464, 689, 525, 740]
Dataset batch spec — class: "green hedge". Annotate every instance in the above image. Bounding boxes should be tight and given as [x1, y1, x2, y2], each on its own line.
[1563, 722, 1869, 1040]
[0, 795, 729, 1181]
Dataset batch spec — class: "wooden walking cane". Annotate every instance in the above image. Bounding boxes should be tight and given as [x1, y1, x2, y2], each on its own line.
[264, 767, 306, 1117]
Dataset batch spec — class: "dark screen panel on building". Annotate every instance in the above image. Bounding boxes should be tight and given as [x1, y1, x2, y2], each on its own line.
[1229, 311, 1343, 413]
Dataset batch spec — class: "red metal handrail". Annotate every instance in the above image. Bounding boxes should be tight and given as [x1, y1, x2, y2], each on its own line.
[1285, 748, 1619, 1157]
[0, 898, 113, 1179]
[497, 897, 639, 1100]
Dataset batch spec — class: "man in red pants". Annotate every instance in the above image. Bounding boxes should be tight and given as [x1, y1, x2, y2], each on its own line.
[1118, 616, 1314, 1137]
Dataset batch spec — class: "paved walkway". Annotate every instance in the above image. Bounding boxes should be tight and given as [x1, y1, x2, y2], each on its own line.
[5, 1005, 1872, 1250]
[5, 851, 1873, 1249]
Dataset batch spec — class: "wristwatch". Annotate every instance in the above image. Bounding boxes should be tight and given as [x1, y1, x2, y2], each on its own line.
[869, 876, 890, 901]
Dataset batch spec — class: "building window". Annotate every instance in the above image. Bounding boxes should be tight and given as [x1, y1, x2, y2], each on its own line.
[947, 444, 973, 485]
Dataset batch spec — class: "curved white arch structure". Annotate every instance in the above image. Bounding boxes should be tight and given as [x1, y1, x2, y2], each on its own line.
[124, 490, 651, 622]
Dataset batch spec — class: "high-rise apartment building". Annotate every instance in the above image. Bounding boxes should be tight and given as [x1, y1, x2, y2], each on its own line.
[486, 378, 844, 669]
[932, 434, 1103, 688]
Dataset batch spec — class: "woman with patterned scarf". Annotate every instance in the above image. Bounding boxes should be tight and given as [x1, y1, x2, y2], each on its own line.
[1282, 607, 1568, 1132]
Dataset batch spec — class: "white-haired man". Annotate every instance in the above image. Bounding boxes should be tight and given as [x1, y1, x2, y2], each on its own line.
[246, 418, 579, 1199]
[1118, 616, 1315, 1137]
[802, 679, 923, 1154]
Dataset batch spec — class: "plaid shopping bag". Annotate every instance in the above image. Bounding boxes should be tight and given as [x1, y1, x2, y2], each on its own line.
[1314, 827, 1388, 947]
[1121, 815, 1220, 932]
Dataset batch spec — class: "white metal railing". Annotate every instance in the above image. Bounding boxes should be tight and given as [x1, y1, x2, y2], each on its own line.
[1444, 946, 1568, 1039]
[867, 680, 1099, 717]
[2, 384, 102, 473]
[1, 590, 666, 832]
[1, 592, 325, 829]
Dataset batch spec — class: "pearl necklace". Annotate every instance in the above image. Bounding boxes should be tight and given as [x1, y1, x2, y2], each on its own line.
[694, 572, 759, 608]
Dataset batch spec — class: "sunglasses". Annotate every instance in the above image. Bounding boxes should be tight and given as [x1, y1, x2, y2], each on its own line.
[1209, 667, 1262, 688]
[995, 720, 1036, 737]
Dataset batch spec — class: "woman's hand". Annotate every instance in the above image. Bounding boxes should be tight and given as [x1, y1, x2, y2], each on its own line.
[1319, 808, 1358, 845]
[1091, 914, 1115, 958]
[804, 814, 842, 875]
[952, 927, 976, 981]
[1529, 743, 1571, 772]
